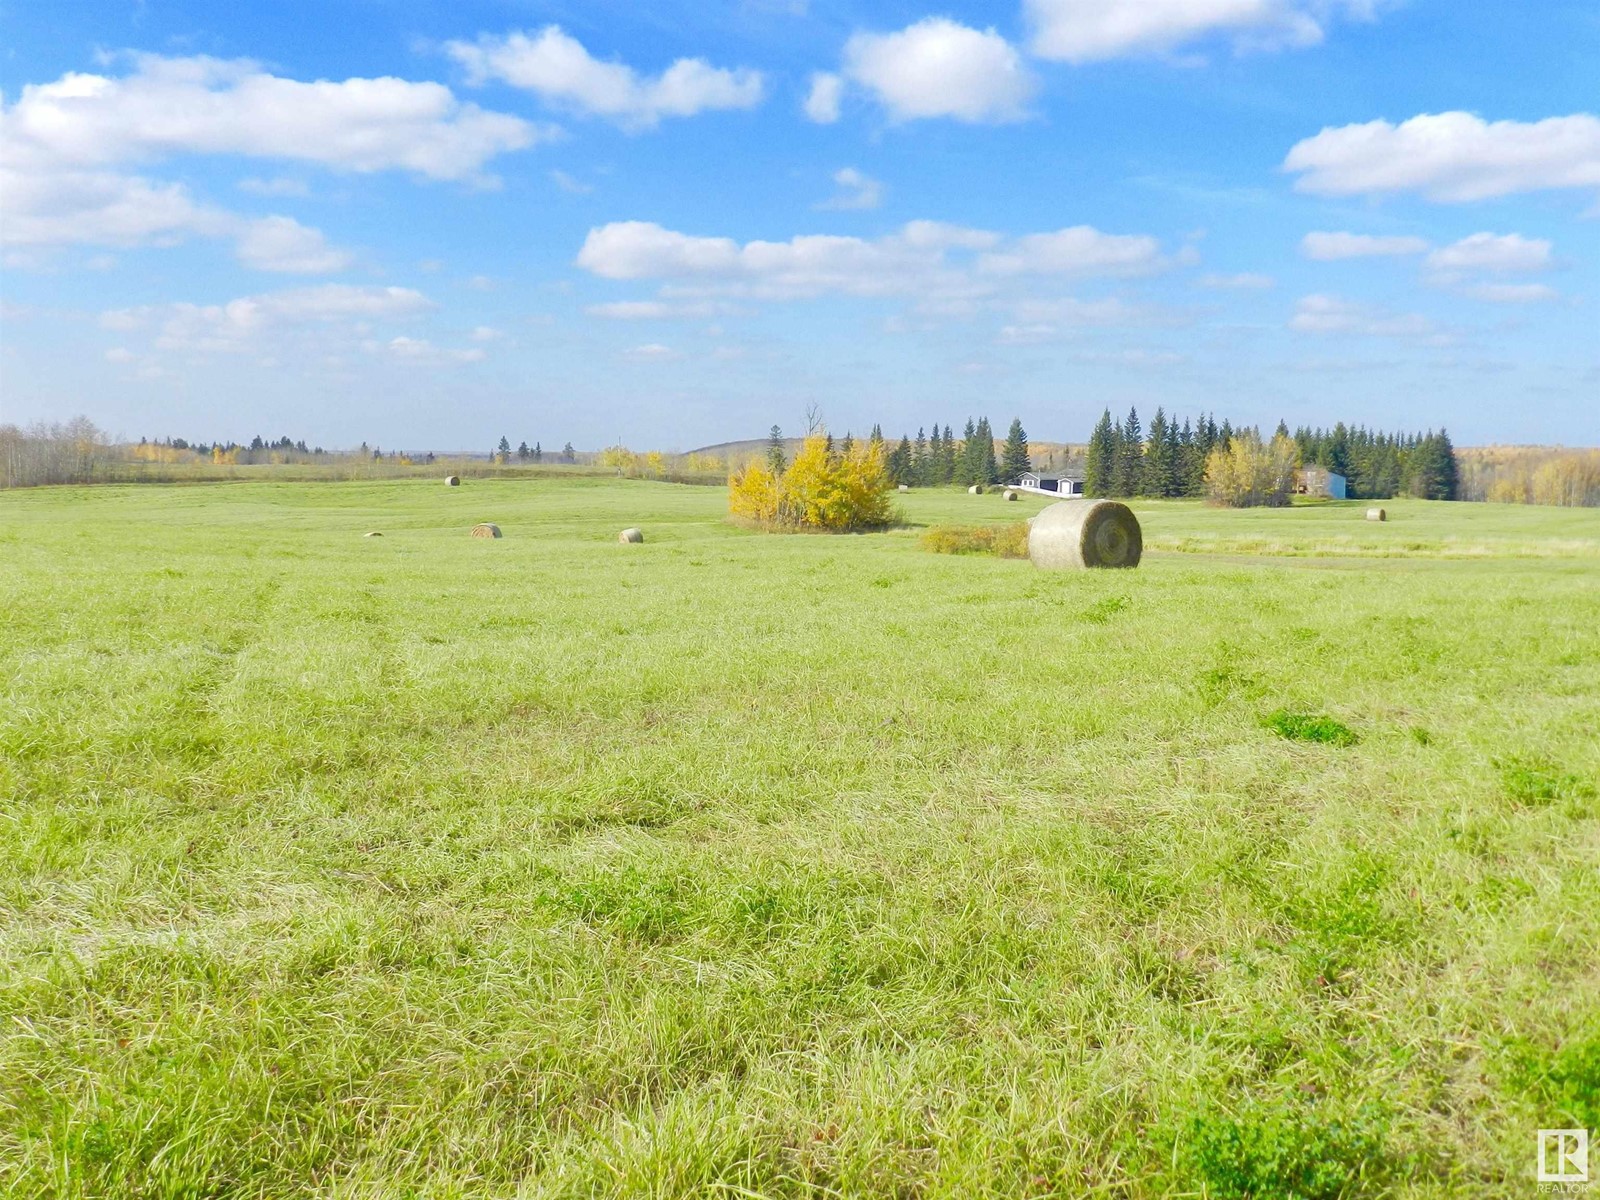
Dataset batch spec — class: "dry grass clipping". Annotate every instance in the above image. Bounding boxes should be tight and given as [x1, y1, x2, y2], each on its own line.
[920, 522, 1030, 559]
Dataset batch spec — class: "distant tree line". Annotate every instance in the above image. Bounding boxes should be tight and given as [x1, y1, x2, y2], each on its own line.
[492, 438, 578, 464]
[1459, 446, 1600, 507]
[1084, 406, 1459, 501]
[1, 418, 114, 488]
[842, 417, 1032, 488]
[1292, 424, 1458, 501]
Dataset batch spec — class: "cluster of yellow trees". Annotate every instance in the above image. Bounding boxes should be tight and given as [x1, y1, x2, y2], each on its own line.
[728, 435, 895, 531]
[596, 447, 726, 479]
[1469, 449, 1600, 508]
[1202, 431, 1300, 508]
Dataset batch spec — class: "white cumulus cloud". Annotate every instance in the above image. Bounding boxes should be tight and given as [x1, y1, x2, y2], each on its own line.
[1425, 232, 1553, 274]
[101, 284, 434, 355]
[834, 18, 1035, 124]
[1290, 293, 1440, 340]
[446, 27, 763, 128]
[1300, 231, 1430, 260]
[0, 53, 536, 270]
[235, 216, 353, 274]
[585, 300, 726, 320]
[386, 336, 485, 365]
[804, 72, 844, 123]
[815, 167, 884, 211]
[1025, 0, 1381, 62]
[3, 54, 539, 182]
[978, 226, 1170, 276]
[575, 219, 1181, 318]
[1284, 111, 1600, 202]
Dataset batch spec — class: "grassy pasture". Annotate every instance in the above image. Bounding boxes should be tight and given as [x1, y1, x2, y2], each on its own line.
[1, 478, 1597, 1198]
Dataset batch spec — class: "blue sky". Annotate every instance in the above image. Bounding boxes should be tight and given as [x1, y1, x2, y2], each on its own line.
[2, 0, 1596, 450]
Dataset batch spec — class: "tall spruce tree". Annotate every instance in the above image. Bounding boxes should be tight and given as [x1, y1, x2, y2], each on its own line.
[888, 436, 913, 485]
[1085, 408, 1116, 498]
[1114, 407, 1143, 497]
[1141, 408, 1172, 497]
[973, 417, 1001, 485]
[941, 425, 957, 484]
[956, 418, 978, 486]
[767, 425, 786, 473]
[1001, 418, 1031, 483]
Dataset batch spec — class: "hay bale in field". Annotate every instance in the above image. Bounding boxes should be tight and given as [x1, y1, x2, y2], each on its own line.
[968, 484, 984, 495]
[618, 527, 644, 544]
[1028, 499, 1142, 570]
[898, 484, 910, 493]
[1003, 488, 1019, 501]
[445, 475, 460, 486]
[1366, 507, 1387, 522]
[364, 531, 383, 538]
[470, 523, 501, 539]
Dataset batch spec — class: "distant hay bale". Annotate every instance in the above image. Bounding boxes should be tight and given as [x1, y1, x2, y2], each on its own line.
[968, 484, 984, 495]
[618, 527, 644, 543]
[445, 475, 460, 486]
[1029, 499, 1142, 570]
[470, 523, 501, 539]
[1366, 507, 1387, 522]
[898, 484, 910, 493]
[1003, 488, 1019, 501]
[364, 531, 383, 538]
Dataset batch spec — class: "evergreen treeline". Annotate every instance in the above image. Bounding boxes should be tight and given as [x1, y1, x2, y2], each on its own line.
[1293, 424, 1458, 501]
[879, 417, 1031, 488]
[1084, 407, 1222, 500]
[1083, 407, 1459, 501]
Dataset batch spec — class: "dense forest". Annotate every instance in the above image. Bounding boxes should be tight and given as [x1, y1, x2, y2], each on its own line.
[1081, 407, 1459, 501]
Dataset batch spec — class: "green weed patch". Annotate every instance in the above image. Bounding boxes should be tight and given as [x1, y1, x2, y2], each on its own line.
[1261, 709, 1360, 746]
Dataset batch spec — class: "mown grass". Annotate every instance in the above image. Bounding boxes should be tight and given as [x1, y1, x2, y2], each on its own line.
[1, 479, 1597, 1197]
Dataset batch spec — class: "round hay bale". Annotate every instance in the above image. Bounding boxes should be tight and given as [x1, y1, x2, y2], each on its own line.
[897, 484, 910, 493]
[1366, 507, 1387, 522]
[364, 531, 383, 538]
[470, 523, 501, 539]
[618, 527, 644, 544]
[1028, 499, 1142, 570]
[1003, 488, 1019, 501]
[445, 475, 461, 486]
[968, 484, 984, 495]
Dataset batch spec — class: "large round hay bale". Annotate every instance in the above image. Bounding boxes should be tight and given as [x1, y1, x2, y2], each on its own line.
[1003, 488, 1019, 501]
[1028, 500, 1142, 570]
[470, 523, 501, 538]
[1366, 507, 1387, 522]
[618, 527, 644, 544]
[445, 475, 460, 486]
[897, 484, 910, 493]
[968, 484, 984, 495]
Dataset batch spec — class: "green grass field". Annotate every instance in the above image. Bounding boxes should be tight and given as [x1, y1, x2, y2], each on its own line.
[2, 478, 1597, 1198]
